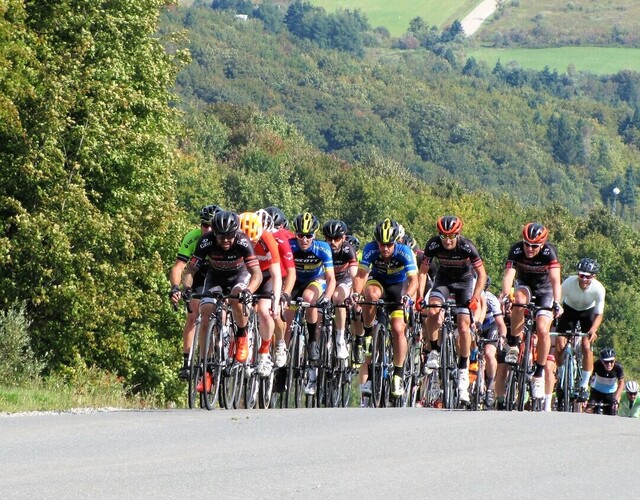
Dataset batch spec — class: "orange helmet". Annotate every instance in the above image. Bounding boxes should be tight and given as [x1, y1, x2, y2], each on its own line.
[239, 211, 263, 242]
[522, 222, 548, 244]
[436, 215, 463, 235]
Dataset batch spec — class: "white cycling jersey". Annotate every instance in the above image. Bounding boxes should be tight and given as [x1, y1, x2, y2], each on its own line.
[561, 275, 605, 314]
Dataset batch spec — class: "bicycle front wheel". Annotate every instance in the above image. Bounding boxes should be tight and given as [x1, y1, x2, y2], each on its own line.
[188, 323, 203, 410]
[203, 324, 223, 411]
[371, 324, 385, 408]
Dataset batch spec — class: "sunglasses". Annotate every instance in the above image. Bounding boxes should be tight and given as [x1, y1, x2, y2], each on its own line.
[325, 236, 343, 242]
[216, 233, 235, 241]
[523, 241, 542, 249]
[578, 273, 593, 280]
[296, 233, 314, 239]
[439, 233, 458, 241]
[378, 242, 394, 248]
[603, 359, 615, 364]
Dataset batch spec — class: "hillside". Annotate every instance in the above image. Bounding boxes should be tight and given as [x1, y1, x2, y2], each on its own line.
[163, 6, 640, 221]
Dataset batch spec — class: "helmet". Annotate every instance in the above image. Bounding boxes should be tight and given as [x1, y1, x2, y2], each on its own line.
[200, 204, 222, 224]
[625, 381, 639, 394]
[437, 216, 463, 235]
[522, 222, 548, 245]
[265, 206, 287, 229]
[239, 212, 263, 242]
[212, 210, 239, 235]
[394, 221, 405, 241]
[292, 212, 320, 234]
[401, 234, 417, 250]
[255, 209, 274, 233]
[346, 234, 360, 251]
[374, 218, 399, 244]
[599, 347, 616, 362]
[322, 220, 347, 239]
[577, 258, 600, 274]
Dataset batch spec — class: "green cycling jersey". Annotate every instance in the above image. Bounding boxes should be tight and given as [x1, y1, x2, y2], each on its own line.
[618, 395, 640, 418]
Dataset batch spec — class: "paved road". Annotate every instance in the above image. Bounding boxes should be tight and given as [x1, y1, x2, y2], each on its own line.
[461, 0, 499, 37]
[1, 408, 638, 499]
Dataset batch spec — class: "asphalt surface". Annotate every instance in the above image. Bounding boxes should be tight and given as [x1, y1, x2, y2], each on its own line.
[1, 408, 638, 499]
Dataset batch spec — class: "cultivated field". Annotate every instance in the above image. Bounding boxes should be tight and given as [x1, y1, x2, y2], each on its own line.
[309, 0, 481, 36]
[476, 0, 640, 47]
[466, 46, 640, 75]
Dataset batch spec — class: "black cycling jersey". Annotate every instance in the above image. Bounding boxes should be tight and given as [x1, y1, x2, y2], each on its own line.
[330, 241, 358, 282]
[190, 230, 259, 279]
[422, 235, 483, 283]
[505, 241, 560, 292]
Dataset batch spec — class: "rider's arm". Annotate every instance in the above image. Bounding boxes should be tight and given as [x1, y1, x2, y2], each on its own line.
[472, 263, 487, 301]
[246, 263, 263, 294]
[549, 266, 562, 304]
[418, 258, 431, 301]
[352, 267, 369, 296]
[500, 267, 516, 299]
[404, 272, 419, 299]
[494, 313, 508, 337]
[323, 267, 337, 301]
[181, 260, 197, 289]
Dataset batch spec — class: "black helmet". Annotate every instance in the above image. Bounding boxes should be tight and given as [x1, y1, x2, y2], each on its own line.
[212, 210, 239, 235]
[292, 212, 320, 234]
[577, 258, 600, 274]
[600, 348, 615, 361]
[200, 204, 222, 224]
[265, 206, 287, 229]
[374, 218, 399, 244]
[322, 220, 347, 239]
[401, 234, 417, 250]
[346, 234, 360, 251]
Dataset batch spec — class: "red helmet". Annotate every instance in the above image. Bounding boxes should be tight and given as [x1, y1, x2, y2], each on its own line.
[522, 222, 548, 244]
[436, 216, 463, 235]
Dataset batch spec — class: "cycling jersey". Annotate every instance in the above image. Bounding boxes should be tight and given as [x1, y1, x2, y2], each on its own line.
[190, 230, 259, 278]
[254, 231, 281, 273]
[176, 227, 208, 289]
[590, 359, 624, 394]
[359, 242, 417, 285]
[272, 227, 296, 277]
[561, 275, 605, 314]
[330, 241, 358, 282]
[422, 235, 483, 282]
[505, 241, 560, 292]
[618, 396, 640, 418]
[482, 291, 503, 329]
[289, 238, 334, 284]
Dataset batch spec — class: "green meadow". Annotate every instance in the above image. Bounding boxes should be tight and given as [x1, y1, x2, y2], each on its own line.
[309, 0, 478, 36]
[466, 47, 640, 75]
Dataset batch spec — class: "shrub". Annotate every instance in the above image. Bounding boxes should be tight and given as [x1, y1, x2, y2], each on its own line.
[0, 303, 43, 386]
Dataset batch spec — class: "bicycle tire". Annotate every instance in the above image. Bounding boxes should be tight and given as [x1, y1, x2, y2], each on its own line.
[188, 322, 203, 409]
[562, 353, 573, 412]
[244, 319, 261, 410]
[285, 325, 300, 409]
[472, 359, 483, 411]
[505, 367, 517, 411]
[203, 322, 223, 411]
[424, 368, 441, 408]
[516, 331, 532, 412]
[258, 371, 274, 409]
[371, 324, 385, 408]
[443, 330, 458, 409]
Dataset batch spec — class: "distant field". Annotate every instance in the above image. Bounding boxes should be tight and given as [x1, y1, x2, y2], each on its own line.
[466, 47, 640, 75]
[309, 0, 480, 36]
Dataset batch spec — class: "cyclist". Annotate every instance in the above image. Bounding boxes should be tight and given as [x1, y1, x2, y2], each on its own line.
[554, 258, 605, 403]
[352, 218, 419, 398]
[238, 212, 282, 377]
[499, 222, 562, 401]
[258, 208, 296, 369]
[419, 215, 487, 404]
[181, 210, 263, 392]
[346, 234, 362, 262]
[265, 206, 297, 369]
[587, 347, 624, 415]
[322, 220, 358, 360]
[169, 204, 221, 380]
[287, 212, 336, 395]
[618, 380, 640, 418]
[474, 276, 506, 408]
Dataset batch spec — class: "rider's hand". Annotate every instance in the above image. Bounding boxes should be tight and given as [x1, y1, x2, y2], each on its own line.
[239, 289, 253, 305]
[169, 285, 181, 305]
[182, 286, 193, 302]
[347, 292, 361, 306]
[402, 294, 413, 307]
[467, 296, 480, 314]
[316, 295, 330, 308]
[588, 330, 598, 343]
[553, 300, 564, 318]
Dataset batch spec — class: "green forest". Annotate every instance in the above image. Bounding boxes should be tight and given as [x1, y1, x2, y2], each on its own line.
[2, 0, 640, 407]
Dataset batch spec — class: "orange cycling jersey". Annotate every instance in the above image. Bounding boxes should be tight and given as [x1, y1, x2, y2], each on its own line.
[254, 231, 280, 272]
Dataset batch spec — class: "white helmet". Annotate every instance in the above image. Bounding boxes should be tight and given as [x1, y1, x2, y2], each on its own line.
[625, 380, 639, 393]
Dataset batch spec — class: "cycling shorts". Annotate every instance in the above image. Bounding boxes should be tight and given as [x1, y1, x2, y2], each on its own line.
[430, 276, 473, 315]
[291, 278, 326, 301]
[365, 279, 405, 318]
[201, 270, 250, 304]
[556, 303, 595, 334]
[515, 283, 554, 319]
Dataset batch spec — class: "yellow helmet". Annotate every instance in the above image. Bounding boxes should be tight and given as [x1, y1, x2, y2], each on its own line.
[238, 211, 263, 242]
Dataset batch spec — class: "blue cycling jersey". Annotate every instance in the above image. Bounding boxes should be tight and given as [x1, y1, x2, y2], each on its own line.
[289, 238, 334, 283]
[359, 242, 417, 285]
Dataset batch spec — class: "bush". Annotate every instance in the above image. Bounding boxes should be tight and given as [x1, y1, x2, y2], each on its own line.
[0, 303, 43, 386]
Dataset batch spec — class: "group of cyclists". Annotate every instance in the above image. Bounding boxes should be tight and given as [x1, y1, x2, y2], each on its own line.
[168, 204, 637, 416]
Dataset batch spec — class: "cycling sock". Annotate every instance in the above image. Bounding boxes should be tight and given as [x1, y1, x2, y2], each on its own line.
[236, 325, 247, 337]
[393, 365, 403, 378]
[544, 394, 552, 411]
[506, 334, 520, 347]
[430, 340, 439, 351]
[355, 335, 363, 347]
[367, 365, 373, 381]
[259, 338, 271, 354]
[458, 356, 468, 369]
[581, 370, 592, 388]
[307, 322, 317, 342]
[534, 363, 545, 378]
[183, 353, 189, 367]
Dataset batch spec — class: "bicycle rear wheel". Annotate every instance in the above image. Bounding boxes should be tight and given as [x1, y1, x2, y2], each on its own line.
[505, 368, 517, 411]
[188, 324, 203, 409]
[244, 320, 261, 409]
[442, 330, 458, 409]
[561, 354, 573, 413]
[371, 324, 386, 408]
[516, 335, 532, 412]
